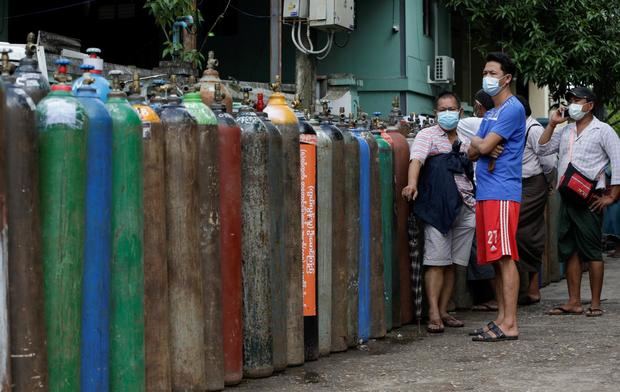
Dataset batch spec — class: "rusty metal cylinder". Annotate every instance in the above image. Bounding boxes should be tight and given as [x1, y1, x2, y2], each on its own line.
[313, 121, 332, 357]
[161, 94, 208, 389]
[211, 89, 243, 385]
[323, 121, 347, 353]
[4, 67, 48, 390]
[130, 89, 172, 391]
[263, 83, 304, 366]
[236, 99, 273, 378]
[210, 90, 243, 386]
[337, 118, 360, 347]
[386, 127, 412, 325]
[257, 111, 286, 372]
[183, 89, 224, 391]
[361, 127, 386, 339]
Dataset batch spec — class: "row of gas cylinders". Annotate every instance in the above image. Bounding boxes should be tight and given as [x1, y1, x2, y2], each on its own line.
[0, 49, 415, 391]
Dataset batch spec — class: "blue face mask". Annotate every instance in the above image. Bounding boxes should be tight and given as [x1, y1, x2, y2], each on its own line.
[437, 110, 460, 130]
[482, 75, 507, 97]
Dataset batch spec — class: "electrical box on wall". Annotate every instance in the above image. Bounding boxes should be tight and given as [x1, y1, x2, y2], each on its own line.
[283, 0, 309, 19]
[308, 0, 355, 31]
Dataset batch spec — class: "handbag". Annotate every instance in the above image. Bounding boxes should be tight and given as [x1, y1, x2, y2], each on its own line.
[558, 130, 597, 205]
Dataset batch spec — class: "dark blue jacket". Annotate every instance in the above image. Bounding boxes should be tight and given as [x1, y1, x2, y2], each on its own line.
[413, 141, 473, 234]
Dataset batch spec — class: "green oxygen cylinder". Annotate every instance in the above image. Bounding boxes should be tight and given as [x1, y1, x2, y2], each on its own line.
[36, 58, 87, 391]
[372, 114, 395, 333]
[182, 77, 224, 391]
[106, 70, 145, 390]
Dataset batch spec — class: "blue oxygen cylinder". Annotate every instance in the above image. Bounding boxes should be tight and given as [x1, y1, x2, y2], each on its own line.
[72, 48, 111, 102]
[75, 64, 113, 391]
[351, 127, 371, 342]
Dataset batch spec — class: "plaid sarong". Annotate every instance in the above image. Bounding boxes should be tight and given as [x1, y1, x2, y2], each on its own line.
[407, 202, 424, 321]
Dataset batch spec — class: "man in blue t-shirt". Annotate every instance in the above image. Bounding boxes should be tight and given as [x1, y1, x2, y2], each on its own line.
[467, 52, 526, 342]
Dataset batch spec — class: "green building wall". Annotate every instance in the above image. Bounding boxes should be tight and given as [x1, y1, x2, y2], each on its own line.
[317, 0, 452, 116]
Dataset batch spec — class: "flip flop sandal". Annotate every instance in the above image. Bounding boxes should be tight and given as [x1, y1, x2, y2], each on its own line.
[442, 316, 464, 328]
[585, 307, 604, 317]
[426, 320, 445, 334]
[469, 321, 496, 336]
[472, 303, 499, 312]
[471, 323, 518, 342]
[546, 306, 583, 316]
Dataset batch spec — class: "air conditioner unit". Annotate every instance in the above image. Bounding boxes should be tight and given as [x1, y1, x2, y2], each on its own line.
[427, 55, 455, 85]
[434, 56, 455, 81]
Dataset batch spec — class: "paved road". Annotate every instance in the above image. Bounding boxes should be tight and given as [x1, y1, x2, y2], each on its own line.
[236, 257, 620, 391]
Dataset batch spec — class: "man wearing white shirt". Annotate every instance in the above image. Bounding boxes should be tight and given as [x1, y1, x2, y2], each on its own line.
[539, 87, 620, 317]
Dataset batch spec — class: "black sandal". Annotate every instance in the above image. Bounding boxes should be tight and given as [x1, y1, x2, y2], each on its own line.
[472, 323, 518, 342]
[468, 321, 496, 336]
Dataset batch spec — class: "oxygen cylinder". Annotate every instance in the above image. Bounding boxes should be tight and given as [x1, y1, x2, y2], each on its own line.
[257, 110, 286, 372]
[183, 78, 225, 391]
[336, 109, 361, 347]
[160, 77, 207, 389]
[149, 79, 167, 115]
[128, 73, 171, 391]
[3, 48, 47, 390]
[312, 115, 332, 357]
[199, 51, 233, 113]
[72, 48, 111, 102]
[372, 114, 395, 333]
[359, 113, 386, 339]
[13, 32, 50, 104]
[0, 56, 7, 390]
[316, 104, 348, 354]
[298, 112, 319, 362]
[75, 64, 113, 391]
[351, 126, 371, 343]
[236, 88, 273, 378]
[386, 98, 412, 326]
[263, 76, 304, 365]
[37, 58, 87, 391]
[210, 83, 242, 386]
[106, 70, 144, 391]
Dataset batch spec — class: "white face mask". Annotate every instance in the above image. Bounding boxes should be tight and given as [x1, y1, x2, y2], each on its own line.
[568, 103, 587, 121]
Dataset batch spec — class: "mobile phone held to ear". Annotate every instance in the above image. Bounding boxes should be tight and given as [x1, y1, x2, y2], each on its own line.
[561, 107, 569, 119]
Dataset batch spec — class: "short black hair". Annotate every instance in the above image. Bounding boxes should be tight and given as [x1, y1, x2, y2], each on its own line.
[434, 91, 461, 110]
[486, 52, 517, 77]
[474, 89, 494, 111]
[515, 95, 532, 117]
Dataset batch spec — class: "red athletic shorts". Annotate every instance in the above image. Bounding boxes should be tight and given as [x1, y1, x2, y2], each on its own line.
[476, 200, 520, 265]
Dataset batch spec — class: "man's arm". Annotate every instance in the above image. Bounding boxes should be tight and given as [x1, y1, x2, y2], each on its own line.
[538, 109, 564, 155]
[531, 124, 558, 173]
[470, 133, 504, 155]
[591, 128, 620, 212]
[402, 159, 423, 201]
[468, 144, 480, 161]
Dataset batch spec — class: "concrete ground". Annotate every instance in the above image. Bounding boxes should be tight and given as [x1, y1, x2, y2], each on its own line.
[236, 257, 620, 391]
